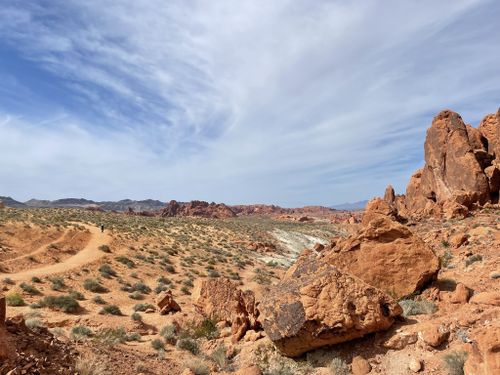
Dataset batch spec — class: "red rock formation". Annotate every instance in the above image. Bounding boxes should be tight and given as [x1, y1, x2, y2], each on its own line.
[157, 290, 181, 315]
[405, 109, 500, 218]
[192, 278, 259, 342]
[323, 215, 440, 298]
[259, 258, 401, 357]
[160, 200, 236, 219]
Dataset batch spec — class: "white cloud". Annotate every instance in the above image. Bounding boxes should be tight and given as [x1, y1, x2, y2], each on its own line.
[0, 0, 499, 205]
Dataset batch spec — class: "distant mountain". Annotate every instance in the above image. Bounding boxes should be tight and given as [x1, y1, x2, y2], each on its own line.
[22, 198, 166, 212]
[0, 196, 26, 208]
[330, 200, 368, 211]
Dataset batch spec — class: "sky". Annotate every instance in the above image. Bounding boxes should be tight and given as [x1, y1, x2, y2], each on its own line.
[0, 0, 499, 207]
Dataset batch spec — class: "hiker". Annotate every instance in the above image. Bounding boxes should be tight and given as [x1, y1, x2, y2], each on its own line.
[101, 224, 104, 233]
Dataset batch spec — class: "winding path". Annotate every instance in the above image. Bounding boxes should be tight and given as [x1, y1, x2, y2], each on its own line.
[0, 224, 111, 281]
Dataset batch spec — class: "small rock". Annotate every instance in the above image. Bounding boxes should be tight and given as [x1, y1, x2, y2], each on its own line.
[180, 369, 195, 375]
[450, 283, 470, 304]
[419, 323, 449, 347]
[409, 358, 422, 372]
[352, 355, 371, 375]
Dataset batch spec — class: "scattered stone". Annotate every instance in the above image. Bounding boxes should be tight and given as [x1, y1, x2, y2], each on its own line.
[260, 258, 401, 357]
[235, 365, 262, 375]
[352, 355, 371, 375]
[383, 331, 418, 350]
[464, 323, 500, 375]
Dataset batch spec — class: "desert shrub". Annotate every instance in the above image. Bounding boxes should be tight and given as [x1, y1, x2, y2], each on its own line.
[133, 303, 155, 312]
[25, 318, 44, 330]
[185, 359, 210, 375]
[95, 327, 127, 345]
[125, 332, 141, 342]
[31, 276, 42, 283]
[165, 264, 175, 273]
[115, 256, 135, 268]
[92, 295, 107, 305]
[99, 264, 117, 278]
[181, 286, 190, 295]
[151, 338, 164, 350]
[99, 304, 122, 316]
[155, 283, 169, 294]
[465, 254, 482, 267]
[443, 351, 467, 375]
[98, 245, 111, 253]
[84, 279, 108, 293]
[441, 240, 450, 248]
[75, 353, 106, 375]
[131, 312, 142, 322]
[399, 299, 437, 317]
[193, 318, 219, 340]
[440, 251, 454, 268]
[157, 276, 171, 284]
[49, 276, 66, 291]
[177, 338, 200, 355]
[160, 325, 177, 344]
[128, 291, 143, 300]
[130, 282, 151, 294]
[71, 325, 93, 340]
[210, 345, 229, 371]
[69, 290, 85, 300]
[6, 292, 25, 306]
[20, 282, 41, 295]
[3, 277, 15, 285]
[330, 357, 349, 375]
[41, 295, 80, 313]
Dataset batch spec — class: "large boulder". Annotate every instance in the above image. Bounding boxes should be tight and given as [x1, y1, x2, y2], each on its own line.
[260, 258, 401, 357]
[192, 278, 259, 341]
[323, 215, 439, 299]
[157, 290, 181, 315]
[478, 109, 500, 162]
[405, 110, 491, 216]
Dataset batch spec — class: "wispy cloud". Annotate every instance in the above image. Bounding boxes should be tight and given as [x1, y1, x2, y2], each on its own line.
[0, 0, 499, 206]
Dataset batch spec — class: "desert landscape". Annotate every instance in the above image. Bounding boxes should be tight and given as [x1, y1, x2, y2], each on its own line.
[1, 108, 499, 374]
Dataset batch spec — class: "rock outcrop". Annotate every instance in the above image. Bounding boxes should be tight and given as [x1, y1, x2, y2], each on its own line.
[157, 290, 181, 315]
[404, 109, 500, 218]
[160, 200, 236, 219]
[323, 215, 439, 299]
[259, 258, 402, 357]
[192, 278, 259, 341]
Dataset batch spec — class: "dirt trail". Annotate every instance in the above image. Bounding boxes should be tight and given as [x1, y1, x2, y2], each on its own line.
[0, 224, 111, 281]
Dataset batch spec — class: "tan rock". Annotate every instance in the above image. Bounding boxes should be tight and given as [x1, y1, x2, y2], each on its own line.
[180, 369, 195, 375]
[361, 197, 398, 227]
[352, 355, 371, 375]
[419, 323, 448, 347]
[383, 331, 418, 350]
[409, 358, 422, 372]
[470, 291, 500, 306]
[260, 258, 401, 357]
[323, 215, 440, 299]
[464, 323, 500, 375]
[450, 283, 470, 304]
[192, 277, 259, 342]
[235, 365, 261, 375]
[157, 290, 181, 315]
[449, 233, 468, 248]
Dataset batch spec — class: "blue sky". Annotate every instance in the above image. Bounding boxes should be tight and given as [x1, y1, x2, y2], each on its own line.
[0, 0, 499, 207]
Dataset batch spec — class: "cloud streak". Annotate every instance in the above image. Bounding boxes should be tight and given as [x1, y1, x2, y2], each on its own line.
[0, 0, 499, 206]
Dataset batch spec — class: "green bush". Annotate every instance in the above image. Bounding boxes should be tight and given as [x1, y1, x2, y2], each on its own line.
[133, 303, 155, 312]
[99, 245, 111, 253]
[115, 256, 135, 268]
[20, 282, 41, 295]
[71, 325, 93, 340]
[330, 357, 349, 375]
[399, 299, 437, 317]
[99, 264, 117, 278]
[69, 290, 85, 301]
[177, 338, 199, 355]
[92, 295, 107, 305]
[131, 312, 142, 322]
[41, 295, 80, 313]
[99, 304, 122, 316]
[6, 292, 25, 306]
[151, 338, 164, 350]
[83, 279, 108, 293]
[49, 276, 66, 291]
[130, 282, 151, 294]
[160, 325, 177, 344]
[465, 254, 482, 267]
[193, 318, 219, 340]
[31, 276, 42, 283]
